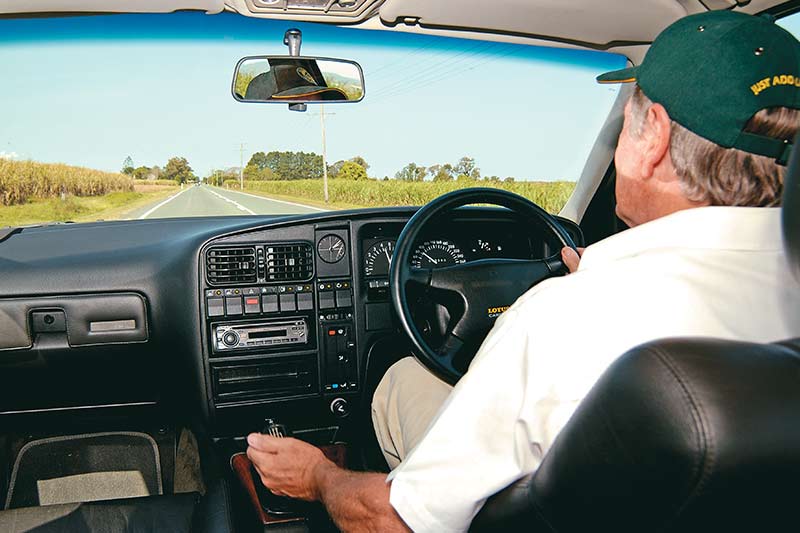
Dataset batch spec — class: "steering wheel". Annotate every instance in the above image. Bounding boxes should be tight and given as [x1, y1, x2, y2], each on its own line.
[390, 188, 577, 385]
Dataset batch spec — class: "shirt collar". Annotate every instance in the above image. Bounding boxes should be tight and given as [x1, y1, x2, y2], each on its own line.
[580, 206, 783, 270]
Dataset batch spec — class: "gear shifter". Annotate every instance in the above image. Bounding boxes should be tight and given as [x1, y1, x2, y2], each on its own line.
[252, 419, 301, 516]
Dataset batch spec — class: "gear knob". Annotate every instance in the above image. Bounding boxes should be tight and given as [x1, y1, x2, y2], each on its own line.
[261, 419, 288, 438]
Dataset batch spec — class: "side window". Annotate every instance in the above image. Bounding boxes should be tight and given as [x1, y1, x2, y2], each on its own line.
[778, 11, 800, 38]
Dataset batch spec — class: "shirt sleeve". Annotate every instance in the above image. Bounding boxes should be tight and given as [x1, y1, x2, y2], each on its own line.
[387, 288, 567, 533]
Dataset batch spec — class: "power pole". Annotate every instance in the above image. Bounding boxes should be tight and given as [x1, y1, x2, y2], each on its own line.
[312, 105, 335, 203]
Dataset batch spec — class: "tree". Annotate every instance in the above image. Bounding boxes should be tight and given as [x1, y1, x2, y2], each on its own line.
[454, 156, 480, 180]
[247, 152, 270, 172]
[132, 166, 150, 180]
[336, 161, 368, 181]
[504, 177, 515, 183]
[429, 163, 454, 182]
[257, 151, 323, 180]
[349, 156, 369, 172]
[328, 160, 346, 179]
[484, 175, 501, 182]
[244, 152, 277, 180]
[121, 156, 134, 176]
[164, 157, 194, 184]
[395, 162, 427, 181]
[243, 165, 276, 181]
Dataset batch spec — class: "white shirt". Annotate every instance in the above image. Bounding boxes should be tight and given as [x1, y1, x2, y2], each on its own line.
[388, 206, 800, 533]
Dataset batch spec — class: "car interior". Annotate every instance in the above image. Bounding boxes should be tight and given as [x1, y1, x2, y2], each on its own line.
[0, 1, 799, 532]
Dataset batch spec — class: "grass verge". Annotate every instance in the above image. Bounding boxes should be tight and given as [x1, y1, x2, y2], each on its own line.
[0, 184, 178, 227]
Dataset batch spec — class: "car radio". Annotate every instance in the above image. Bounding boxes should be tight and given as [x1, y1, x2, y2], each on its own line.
[213, 319, 308, 352]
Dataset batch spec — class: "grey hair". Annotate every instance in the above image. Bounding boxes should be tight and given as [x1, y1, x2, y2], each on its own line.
[627, 86, 798, 207]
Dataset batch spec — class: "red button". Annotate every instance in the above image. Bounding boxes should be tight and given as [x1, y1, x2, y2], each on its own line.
[245, 298, 259, 305]
[328, 329, 337, 336]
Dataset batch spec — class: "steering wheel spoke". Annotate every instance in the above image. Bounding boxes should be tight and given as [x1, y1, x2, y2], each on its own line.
[404, 266, 433, 287]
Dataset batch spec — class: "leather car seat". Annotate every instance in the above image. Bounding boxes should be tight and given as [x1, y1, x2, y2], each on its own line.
[471, 138, 800, 532]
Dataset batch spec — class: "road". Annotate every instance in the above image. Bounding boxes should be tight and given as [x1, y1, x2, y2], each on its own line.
[129, 185, 325, 219]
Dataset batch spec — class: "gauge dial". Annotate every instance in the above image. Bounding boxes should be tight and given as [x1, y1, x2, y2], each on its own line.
[364, 240, 395, 277]
[317, 234, 346, 263]
[411, 240, 466, 269]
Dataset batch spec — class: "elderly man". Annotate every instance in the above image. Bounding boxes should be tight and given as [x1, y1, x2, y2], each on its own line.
[246, 11, 800, 532]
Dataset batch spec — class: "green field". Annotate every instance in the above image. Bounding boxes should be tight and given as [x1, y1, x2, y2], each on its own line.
[229, 178, 576, 213]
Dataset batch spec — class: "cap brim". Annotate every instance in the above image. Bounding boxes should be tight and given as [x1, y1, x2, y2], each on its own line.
[597, 66, 639, 84]
[272, 86, 348, 100]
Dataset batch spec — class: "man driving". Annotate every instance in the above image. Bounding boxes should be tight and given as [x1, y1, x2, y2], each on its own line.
[246, 11, 800, 532]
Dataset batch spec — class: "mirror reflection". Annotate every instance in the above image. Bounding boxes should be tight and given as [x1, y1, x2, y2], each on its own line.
[233, 57, 364, 103]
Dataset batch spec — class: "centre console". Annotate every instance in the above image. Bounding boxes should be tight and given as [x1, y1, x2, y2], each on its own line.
[198, 224, 364, 438]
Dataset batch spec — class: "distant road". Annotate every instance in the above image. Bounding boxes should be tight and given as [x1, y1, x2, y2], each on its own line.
[129, 184, 325, 219]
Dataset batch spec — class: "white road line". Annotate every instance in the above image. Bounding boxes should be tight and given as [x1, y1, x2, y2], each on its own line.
[206, 187, 257, 215]
[211, 186, 326, 212]
[138, 186, 191, 219]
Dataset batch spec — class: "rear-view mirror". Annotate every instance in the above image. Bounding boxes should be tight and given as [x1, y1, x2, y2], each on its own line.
[232, 56, 364, 103]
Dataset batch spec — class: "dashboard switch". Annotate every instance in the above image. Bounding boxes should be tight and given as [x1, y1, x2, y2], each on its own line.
[279, 293, 297, 312]
[262, 294, 279, 313]
[244, 296, 261, 314]
[319, 291, 336, 309]
[207, 297, 225, 317]
[297, 292, 313, 311]
[335, 290, 352, 308]
[330, 398, 350, 418]
[225, 296, 243, 316]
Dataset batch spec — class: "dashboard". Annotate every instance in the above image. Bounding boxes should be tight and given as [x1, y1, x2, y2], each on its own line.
[0, 206, 582, 439]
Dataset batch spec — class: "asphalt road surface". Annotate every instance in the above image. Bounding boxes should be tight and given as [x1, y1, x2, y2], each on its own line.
[129, 185, 325, 219]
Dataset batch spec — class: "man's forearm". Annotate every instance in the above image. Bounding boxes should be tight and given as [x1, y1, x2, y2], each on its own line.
[314, 462, 410, 533]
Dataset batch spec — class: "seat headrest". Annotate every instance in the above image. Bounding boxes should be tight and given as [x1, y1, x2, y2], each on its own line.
[785, 133, 800, 283]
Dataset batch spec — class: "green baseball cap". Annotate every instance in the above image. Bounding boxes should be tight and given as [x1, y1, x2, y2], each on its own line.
[597, 10, 800, 165]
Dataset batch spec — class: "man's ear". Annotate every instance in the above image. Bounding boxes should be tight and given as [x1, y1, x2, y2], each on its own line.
[640, 102, 672, 178]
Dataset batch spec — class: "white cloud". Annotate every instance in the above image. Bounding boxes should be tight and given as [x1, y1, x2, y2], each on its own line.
[0, 151, 19, 160]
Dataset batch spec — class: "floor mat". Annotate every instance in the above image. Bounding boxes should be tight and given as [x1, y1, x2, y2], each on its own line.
[4, 431, 162, 509]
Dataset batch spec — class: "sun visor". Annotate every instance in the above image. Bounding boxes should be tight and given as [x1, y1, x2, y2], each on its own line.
[0, 0, 224, 15]
[379, 0, 689, 49]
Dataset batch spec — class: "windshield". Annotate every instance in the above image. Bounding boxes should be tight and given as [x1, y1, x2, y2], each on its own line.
[0, 12, 625, 226]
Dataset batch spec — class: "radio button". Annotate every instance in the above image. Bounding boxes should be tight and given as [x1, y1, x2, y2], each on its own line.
[262, 294, 279, 313]
[207, 297, 225, 317]
[297, 292, 314, 311]
[279, 294, 297, 312]
[222, 331, 240, 347]
[225, 296, 243, 316]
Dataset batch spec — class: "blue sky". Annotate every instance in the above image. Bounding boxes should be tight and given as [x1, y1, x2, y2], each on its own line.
[0, 12, 641, 181]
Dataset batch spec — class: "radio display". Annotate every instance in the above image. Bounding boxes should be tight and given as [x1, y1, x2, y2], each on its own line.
[250, 329, 287, 339]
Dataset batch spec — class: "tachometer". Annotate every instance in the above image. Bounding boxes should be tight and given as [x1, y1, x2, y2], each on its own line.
[411, 240, 466, 268]
[364, 240, 395, 277]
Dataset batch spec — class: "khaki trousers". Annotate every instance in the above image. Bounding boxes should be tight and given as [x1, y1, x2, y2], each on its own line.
[370, 356, 453, 469]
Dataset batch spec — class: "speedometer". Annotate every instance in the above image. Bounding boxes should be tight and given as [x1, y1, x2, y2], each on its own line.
[411, 240, 466, 268]
[364, 240, 395, 277]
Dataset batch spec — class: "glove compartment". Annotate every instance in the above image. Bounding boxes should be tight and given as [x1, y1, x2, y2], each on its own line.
[0, 292, 156, 414]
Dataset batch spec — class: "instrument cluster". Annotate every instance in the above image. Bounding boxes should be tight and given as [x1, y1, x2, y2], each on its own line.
[362, 233, 529, 278]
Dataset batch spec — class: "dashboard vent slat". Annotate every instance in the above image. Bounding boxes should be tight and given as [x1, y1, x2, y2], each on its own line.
[266, 243, 314, 282]
[206, 246, 257, 285]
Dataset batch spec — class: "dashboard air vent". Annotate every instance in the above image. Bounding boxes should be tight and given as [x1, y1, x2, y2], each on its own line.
[266, 243, 313, 282]
[206, 246, 257, 285]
